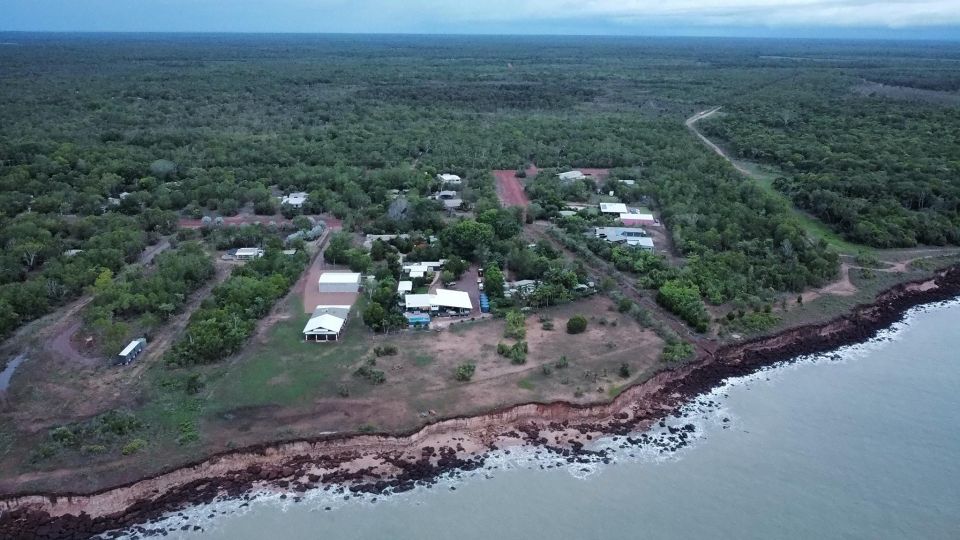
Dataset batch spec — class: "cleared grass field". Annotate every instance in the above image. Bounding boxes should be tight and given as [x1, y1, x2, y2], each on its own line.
[735, 160, 872, 255]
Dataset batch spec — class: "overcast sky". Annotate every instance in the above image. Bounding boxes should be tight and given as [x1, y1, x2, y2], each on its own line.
[3, 0, 960, 39]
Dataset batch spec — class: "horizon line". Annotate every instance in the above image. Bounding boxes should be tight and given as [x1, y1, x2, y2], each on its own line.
[1, 29, 960, 43]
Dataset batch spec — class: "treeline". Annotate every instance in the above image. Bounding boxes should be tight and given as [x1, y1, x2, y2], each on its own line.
[85, 242, 215, 354]
[0, 212, 152, 339]
[700, 72, 960, 248]
[166, 249, 308, 366]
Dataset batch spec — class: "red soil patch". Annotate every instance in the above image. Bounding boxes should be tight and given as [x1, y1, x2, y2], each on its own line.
[493, 168, 532, 208]
[578, 168, 611, 184]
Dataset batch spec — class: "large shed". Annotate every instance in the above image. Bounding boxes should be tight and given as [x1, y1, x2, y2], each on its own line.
[318, 272, 362, 294]
[117, 338, 146, 365]
[303, 305, 351, 342]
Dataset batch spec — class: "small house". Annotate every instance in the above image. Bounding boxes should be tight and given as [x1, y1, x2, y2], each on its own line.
[398, 280, 413, 294]
[318, 272, 362, 294]
[437, 173, 462, 185]
[117, 338, 146, 365]
[235, 247, 265, 261]
[557, 170, 586, 182]
[303, 305, 350, 342]
[433, 190, 459, 201]
[404, 312, 431, 329]
[281, 192, 308, 208]
[599, 202, 628, 214]
[441, 198, 464, 212]
[594, 227, 654, 251]
[619, 213, 655, 226]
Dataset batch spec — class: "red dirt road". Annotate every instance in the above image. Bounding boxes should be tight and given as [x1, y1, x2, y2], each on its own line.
[493, 168, 534, 208]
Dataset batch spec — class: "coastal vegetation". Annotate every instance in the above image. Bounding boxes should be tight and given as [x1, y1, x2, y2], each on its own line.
[0, 34, 958, 500]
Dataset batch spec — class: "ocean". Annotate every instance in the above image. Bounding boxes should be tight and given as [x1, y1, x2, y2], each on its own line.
[136, 299, 960, 540]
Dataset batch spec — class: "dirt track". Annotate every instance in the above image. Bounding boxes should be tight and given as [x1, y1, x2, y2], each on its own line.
[685, 107, 752, 175]
[493, 168, 532, 208]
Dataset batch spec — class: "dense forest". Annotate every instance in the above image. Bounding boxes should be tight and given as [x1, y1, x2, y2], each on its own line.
[0, 34, 958, 342]
[699, 70, 960, 248]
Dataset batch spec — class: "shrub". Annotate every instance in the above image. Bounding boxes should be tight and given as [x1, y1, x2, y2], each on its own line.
[541, 365, 553, 376]
[566, 315, 587, 334]
[354, 365, 386, 384]
[555, 356, 570, 369]
[662, 341, 695, 363]
[504, 310, 526, 339]
[542, 320, 554, 330]
[618, 363, 631, 378]
[455, 363, 476, 382]
[374, 345, 398, 357]
[509, 344, 527, 364]
[50, 427, 79, 448]
[121, 438, 147, 455]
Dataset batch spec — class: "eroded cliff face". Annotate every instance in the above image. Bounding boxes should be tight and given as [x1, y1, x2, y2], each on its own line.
[3, 267, 959, 540]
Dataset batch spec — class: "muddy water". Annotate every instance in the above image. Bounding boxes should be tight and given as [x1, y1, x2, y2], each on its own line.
[0, 354, 25, 392]
[140, 300, 960, 540]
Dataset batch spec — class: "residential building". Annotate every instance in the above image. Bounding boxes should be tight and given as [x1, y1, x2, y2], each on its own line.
[318, 272, 362, 294]
[403, 289, 473, 316]
[404, 312, 431, 329]
[234, 247, 265, 260]
[594, 227, 654, 251]
[599, 202, 628, 214]
[398, 280, 413, 294]
[557, 170, 586, 181]
[619, 213, 656, 226]
[433, 190, 459, 201]
[441, 198, 464, 212]
[281, 192, 308, 208]
[303, 305, 351, 342]
[437, 173, 462, 185]
[402, 261, 444, 276]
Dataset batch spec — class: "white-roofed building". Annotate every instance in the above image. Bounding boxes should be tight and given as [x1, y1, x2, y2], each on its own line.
[235, 247, 265, 260]
[398, 280, 413, 294]
[557, 170, 586, 181]
[117, 338, 146, 365]
[303, 305, 351, 342]
[441, 198, 464, 212]
[402, 261, 444, 276]
[404, 293, 434, 311]
[619, 213, 656, 226]
[594, 227, 654, 251]
[280, 192, 308, 208]
[437, 173, 462, 184]
[318, 272, 362, 293]
[403, 289, 473, 316]
[599, 202, 628, 214]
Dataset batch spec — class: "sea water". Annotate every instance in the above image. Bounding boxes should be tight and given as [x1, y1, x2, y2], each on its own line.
[136, 299, 960, 540]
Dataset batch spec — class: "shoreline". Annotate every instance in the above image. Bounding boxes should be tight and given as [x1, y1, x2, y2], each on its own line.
[3, 265, 960, 539]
